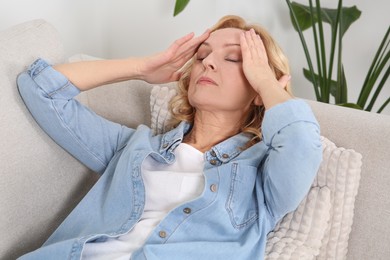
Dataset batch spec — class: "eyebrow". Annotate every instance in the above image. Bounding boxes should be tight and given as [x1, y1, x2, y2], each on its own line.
[200, 42, 241, 48]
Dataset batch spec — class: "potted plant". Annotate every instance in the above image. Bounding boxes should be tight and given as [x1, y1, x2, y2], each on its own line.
[286, 0, 389, 113]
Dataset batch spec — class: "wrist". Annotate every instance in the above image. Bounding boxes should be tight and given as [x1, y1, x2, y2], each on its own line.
[252, 78, 279, 95]
[123, 57, 144, 81]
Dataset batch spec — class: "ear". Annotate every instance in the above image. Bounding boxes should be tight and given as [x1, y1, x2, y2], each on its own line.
[278, 74, 291, 90]
[253, 94, 263, 106]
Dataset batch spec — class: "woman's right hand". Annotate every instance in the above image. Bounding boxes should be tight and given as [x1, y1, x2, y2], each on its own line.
[54, 30, 209, 91]
[136, 30, 210, 84]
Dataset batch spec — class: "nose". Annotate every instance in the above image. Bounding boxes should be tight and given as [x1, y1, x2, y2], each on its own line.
[202, 54, 216, 71]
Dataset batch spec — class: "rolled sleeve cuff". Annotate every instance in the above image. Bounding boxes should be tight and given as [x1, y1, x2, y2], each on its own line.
[261, 99, 319, 144]
[27, 58, 80, 99]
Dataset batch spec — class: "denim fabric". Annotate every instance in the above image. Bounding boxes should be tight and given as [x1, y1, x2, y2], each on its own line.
[17, 59, 322, 260]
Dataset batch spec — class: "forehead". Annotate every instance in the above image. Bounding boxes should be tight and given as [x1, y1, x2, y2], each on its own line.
[204, 28, 244, 46]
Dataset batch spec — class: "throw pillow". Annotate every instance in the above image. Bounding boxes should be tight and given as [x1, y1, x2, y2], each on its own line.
[315, 136, 362, 259]
[265, 136, 362, 260]
[265, 186, 331, 259]
[150, 85, 177, 135]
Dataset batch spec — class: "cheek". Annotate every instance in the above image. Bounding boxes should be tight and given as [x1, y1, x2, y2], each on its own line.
[237, 67, 250, 86]
[188, 64, 201, 86]
[188, 74, 197, 98]
[223, 67, 252, 92]
[224, 77, 257, 106]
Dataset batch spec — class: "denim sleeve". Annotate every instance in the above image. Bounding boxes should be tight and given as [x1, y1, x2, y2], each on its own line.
[17, 58, 134, 174]
[260, 99, 323, 221]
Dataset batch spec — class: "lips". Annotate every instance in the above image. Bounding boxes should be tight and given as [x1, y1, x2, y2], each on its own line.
[197, 76, 218, 86]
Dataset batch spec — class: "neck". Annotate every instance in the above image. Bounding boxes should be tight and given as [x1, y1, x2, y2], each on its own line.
[183, 111, 243, 153]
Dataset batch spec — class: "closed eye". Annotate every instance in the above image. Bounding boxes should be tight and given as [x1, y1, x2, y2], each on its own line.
[225, 58, 242, 63]
[196, 52, 208, 61]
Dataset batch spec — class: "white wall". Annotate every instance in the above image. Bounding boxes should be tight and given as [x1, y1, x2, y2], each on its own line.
[1, 0, 389, 114]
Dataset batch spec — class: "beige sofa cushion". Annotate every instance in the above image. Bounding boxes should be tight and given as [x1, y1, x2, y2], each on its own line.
[307, 101, 390, 260]
[69, 54, 154, 128]
[0, 20, 97, 259]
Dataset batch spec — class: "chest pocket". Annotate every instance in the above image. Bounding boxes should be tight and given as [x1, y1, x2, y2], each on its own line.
[225, 163, 259, 229]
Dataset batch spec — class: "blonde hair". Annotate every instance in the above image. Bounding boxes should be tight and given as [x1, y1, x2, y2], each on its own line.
[170, 15, 292, 145]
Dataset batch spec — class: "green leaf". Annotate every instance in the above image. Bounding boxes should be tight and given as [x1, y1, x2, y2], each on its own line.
[366, 55, 390, 111]
[337, 103, 363, 110]
[290, 2, 361, 37]
[320, 6, 361, 37]
[174, 0, 190, 16]
[303, 68, 320, 85]
[289, 2, 314, 31]
[303, 68, 338, 100]
[286, 0, 321, 101]
[334, 65, 348, 104]
[358, 26, 390, 109]
[377, 97, 390, 113]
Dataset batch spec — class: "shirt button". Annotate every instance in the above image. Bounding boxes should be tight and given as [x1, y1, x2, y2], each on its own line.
[222, 153, 229, 159]
[162, 143, 169, 149]
[210, 150, 216, 157]
[210, 184, 218, 192]
[159, 231, 167, 238]
[183, 207, 192, 214]
[210, 159, 217, 165]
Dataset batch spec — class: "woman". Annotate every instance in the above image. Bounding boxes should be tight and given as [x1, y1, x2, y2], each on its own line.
[17, 15, 322, 259]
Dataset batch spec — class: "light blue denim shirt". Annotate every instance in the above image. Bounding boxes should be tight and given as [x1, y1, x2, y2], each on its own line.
[17, 59, 322, 260]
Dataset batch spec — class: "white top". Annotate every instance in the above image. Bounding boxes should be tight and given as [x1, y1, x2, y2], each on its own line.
[82, 143, 205, 259]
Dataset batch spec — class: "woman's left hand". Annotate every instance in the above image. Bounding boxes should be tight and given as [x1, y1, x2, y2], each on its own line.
[240, 29, 291, 108]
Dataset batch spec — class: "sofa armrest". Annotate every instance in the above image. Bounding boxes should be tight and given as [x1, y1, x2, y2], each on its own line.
[307, 100, 390, 260]
[0, 20, 96, 259]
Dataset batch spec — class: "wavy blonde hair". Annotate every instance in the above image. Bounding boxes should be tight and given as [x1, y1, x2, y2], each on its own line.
[169, 15, 292, 145]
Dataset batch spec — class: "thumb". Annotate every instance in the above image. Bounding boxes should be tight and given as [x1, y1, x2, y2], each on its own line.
[278, 75, 291, 89]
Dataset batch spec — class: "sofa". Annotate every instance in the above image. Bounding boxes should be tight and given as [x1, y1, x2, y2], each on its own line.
[1, 19, 389, 260]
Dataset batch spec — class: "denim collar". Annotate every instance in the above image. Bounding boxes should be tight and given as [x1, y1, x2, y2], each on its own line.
[209, 132, 251, 163]
[159, 121, 191, 153]
[159, 121, 252, 165]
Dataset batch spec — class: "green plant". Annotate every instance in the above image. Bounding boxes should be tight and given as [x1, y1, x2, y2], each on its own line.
[287, 0, 390, 113]
[174, 0, 190, 16]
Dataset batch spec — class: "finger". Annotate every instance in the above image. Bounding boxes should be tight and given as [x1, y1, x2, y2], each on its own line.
[240, 31, 251, 61]
[171, 29, 210, 64]
[198, 28, 211, 42]
[249, 29, 269, 64]
[162, 32, 189, 52]
[166, 32, 196, 58]
[254, 35, 263, 57]
[244, 30, 257, 58]
[170, 71, 182, 82]
[174, 32, 195, 47]
[184, 29, 210, 54]
[278, 75, 291, 89]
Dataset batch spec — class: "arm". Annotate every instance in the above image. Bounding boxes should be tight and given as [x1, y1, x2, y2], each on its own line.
[260, 100, 322, 220]
[17, 59, 130, 174]
[240, 29, 322, 219]
[17, 30, 210, 173]
[54, 31, 210, 91]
